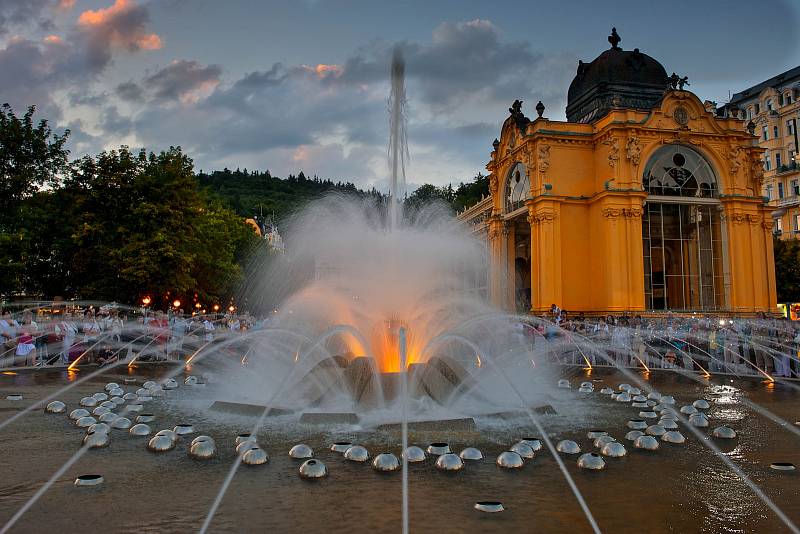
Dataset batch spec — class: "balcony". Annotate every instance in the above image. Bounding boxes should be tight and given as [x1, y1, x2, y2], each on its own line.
[769, 195, 800, 208]
[776, 162, 800, 176]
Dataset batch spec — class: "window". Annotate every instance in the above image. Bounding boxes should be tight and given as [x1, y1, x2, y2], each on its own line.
[763, 126, 769, 140]
[794, 214, 800, 233]
[788, 120, 795, 136]
[776, 218, 783, 233]
[774, 125, 780, 138]
[747, 107, 753, 120]
[642, 146, 723, 311]
[779, 182, 784, 198]
[766, 154, 771, 171]
[788, 93, 795, 105]
[755, 103, 760, 114]
[792, 179, 799, 196]
[776, 152, 782, 168]
[766, 184, 773, 199]
[504, 162, 529, 213]
[780, 94, 785, 107]
[767, 98, 773, 111]
[643, 145, 718, 198]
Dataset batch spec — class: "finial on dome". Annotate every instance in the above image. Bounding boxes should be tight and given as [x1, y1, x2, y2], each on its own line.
[608, 28, 621, 50]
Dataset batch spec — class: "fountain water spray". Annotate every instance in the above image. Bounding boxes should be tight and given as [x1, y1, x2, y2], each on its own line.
[388, 46, 408, 231]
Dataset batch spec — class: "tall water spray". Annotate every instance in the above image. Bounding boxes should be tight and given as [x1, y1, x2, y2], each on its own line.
[388, 47, 408, 230]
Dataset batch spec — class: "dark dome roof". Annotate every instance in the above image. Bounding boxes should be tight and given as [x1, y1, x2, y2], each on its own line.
[566, 30, 669, 123]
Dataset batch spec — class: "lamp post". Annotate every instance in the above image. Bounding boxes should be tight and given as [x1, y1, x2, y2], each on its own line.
[142, 296, 151, 321]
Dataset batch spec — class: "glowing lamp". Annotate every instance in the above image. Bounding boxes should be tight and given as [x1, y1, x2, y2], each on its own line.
[213, 304, 220, 311]
[173, 300, 181, 308]
[228, 305, 235, 313]
[142, 296, 151, 306]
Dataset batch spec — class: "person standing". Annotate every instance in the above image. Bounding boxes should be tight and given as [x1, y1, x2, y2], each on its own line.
[15, 312, 38, 366]
[203, 315, 215, 343]
[55, 312, 78, 364]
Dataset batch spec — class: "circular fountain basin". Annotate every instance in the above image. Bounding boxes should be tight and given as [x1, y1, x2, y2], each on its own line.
[495, 451, 524, 469]
[300, 459, 328, 478]
[659, 419, 679, 430]
[76, 416, 96, 428]
[627, 419, 648, 430]
[625, 430, 644, 441]
[435, 453, 464, 471]
[634, 435, 660, 450]
[148, 435, 176, 452]
[242, 447, 269, 465]
[74, 474, 104, 487]
[173, 424, 194, 435]
[520, 438, 543, 451]
[577, 453, 605, 470]
[45, 401, 66, 414]
[510, 442, 535, 459]
[330, 442, 353, 453]
[556, 440, 581, 454]
[770, 462, 796, 471]
[711, 426, 737, 439]
[474, 501, 504, 513]
[693, 399, 710, 410]
[69, 409, 90, 420]
[459, 447, 483, 461]
[236, 441, 258, 455]
[155, 429, 178, 441]
[88, 422, 111, 434]
[136, 413, 156, 423]
[111, 417, 132, 429]
[593, 436, 616, 448]
[83, 431, 110, 449]
[129, 423, 152, 436]
[646, 425, 667, 437]
[402, 446, 426, 463]
[236, 434, 257, 447]
[689, 413, 709, 427]
[92, 392, 108, 402]
[426, 443, 451, 455]
[344, 445, 370, 462]
[587, 430, 608, 439]
[289, 444, 314, 459]
[99, 412, 118, 423]
[661, 431, 686, 444]
[190, 440, 217, 460]
[79, 397, 98, 407]
[372, 453, 401, 472]
[601, 442, 627, 458]
[680, 405, 698, 415]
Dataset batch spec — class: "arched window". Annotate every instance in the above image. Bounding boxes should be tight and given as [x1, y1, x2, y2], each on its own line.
[504, 162, 529, 213]
[643, 145, 718, 198]
[642, 145, 724, 311]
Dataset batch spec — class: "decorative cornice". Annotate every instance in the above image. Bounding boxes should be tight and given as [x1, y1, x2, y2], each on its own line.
[720, 212, 761, 225]
[527, 211, 557, 225]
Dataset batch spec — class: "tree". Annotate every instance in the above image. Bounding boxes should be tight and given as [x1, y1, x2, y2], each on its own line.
[0, 104, 70, 294]
[774, 236, 800, 302]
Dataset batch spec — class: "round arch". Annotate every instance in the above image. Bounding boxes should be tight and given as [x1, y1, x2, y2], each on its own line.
[643, 144, 718, 198]
[504, 161, 529, 213]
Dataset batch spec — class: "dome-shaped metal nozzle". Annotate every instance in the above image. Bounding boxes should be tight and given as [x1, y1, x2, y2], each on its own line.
[148, 435, 176, 452]
[435, 453, 464, 471]
[556, 440, 581, 454]
[577, 452, 606, 469]
[242, 447, 269, 465]
[459, 447, 483, 461]
[372, 453, 401, 472]
[661, 430, 686, 444]
[634, 435, 659, 450]
[344, 445, 370, 462]
[299, 458, 328, 478]
[289, 443, 314, 459]
[402, 446, 426, 463]
[711, 426, 736, 439]
[129, 423, 152, 436]
[45, 401, 66, 414]
[495, 451, 524, 468]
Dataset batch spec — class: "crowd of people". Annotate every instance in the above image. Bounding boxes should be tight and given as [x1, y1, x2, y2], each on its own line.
[0, 307, 258, 368]
[532, 305, 800, 378]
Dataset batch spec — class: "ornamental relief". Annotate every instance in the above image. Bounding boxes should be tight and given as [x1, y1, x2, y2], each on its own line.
[602, 136, 620, 167]
[625, 136, 641, 167]
[720, 212, 761, 225]
[602, 207, 642, 219]
[537, 144, 551, 173]
[527, 211, 557, 225]
[727, 146, 742, 176]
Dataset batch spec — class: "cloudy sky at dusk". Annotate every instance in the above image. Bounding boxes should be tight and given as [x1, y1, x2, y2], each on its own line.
[2, 0, 799, 191]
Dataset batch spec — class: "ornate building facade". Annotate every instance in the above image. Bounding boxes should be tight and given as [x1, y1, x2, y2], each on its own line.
[459, 29, 776, 316]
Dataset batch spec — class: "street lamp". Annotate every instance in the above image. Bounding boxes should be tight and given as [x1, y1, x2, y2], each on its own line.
[213, 304, 220, 312]
[228, 305, 236, 313]
[142, 296, 151, 306]
[173, 299, 181, 308]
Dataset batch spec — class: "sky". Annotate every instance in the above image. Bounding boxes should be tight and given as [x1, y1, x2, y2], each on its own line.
[2, 0, 799, 192]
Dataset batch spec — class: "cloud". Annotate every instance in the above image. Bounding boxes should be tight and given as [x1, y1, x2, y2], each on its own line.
[77, 0, 162, 70]
[0, 0, 55, 35]
[143, 60, 222, 103]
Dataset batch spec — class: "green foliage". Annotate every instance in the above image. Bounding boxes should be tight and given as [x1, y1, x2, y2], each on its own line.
[404, 173, 489, 213]
[774, 236, 800, 302]
[0, 104, 70, 294]
[197, 168, 381, 222]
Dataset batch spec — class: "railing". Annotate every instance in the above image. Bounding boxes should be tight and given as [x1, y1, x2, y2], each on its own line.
[769, 195, 800, 208]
